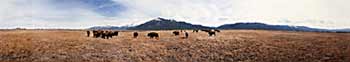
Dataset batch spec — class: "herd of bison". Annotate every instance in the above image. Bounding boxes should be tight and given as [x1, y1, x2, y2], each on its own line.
[86, 29, 220, 39]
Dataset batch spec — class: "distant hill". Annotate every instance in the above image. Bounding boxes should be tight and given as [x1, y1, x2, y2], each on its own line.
[89, 17, 350, 33]
[127, 18, 213, 30]
[89, 26, 130, 30]
[217, 23, 329, 32]
[329, 29, 350, 33]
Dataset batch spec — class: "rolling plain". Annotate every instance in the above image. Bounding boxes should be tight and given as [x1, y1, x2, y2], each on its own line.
[0, 30, 349, 62]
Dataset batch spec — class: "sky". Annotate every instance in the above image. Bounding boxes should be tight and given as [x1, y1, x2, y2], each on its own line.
[0, 0, 349, 29]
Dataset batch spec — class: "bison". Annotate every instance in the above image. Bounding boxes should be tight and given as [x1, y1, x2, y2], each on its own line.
[208, 31, 216, 36]
[92, 30, 103, 38]
[91, 30, 118, 39]
[101, 31, 108, 39]
[173, 31, 180, 36]
[133, 32, 139, 38]
[193, 30, 199, 33]
[86, 31, 90, 37]
[110, 31, 119, 37]
[104, 31, 119, 39]
[147, 32, 159, 39]
[201, 29, 217, 36]
[185, 32, 189, 38]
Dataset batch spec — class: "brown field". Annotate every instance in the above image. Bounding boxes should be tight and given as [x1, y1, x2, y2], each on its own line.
[0, 30, 349, 62]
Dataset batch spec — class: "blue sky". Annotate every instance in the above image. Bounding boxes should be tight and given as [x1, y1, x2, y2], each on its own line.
[60, 0, 126, 16]
[48, 0, 126, 17]
[0, 0, 349, 29]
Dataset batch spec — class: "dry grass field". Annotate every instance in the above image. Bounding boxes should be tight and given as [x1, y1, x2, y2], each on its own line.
[0, 30, 349, 62]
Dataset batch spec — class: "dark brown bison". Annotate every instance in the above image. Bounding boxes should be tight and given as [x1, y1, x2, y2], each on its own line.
[193, 30, 199, 33]
[133, 32, 138, 38]
[110, 31, 119, 37]
[208, 31, 216, 36]
[91, 30, 118, 39]
[92, 30, 103, 38]
[147, 32, 159, 38]
[201, 29, 217, 36]
[185, 32, 189, 38]
[86, 31, 90, 37]
[173, 31, 180, 36]
[105, 31, 119, 39]
[101, 31, 108, 39]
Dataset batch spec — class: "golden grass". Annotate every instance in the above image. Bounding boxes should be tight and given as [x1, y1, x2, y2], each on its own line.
[0, 30, 349, 62]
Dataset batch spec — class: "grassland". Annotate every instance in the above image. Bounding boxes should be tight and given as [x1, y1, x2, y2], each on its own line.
[0, 30, 349, 62]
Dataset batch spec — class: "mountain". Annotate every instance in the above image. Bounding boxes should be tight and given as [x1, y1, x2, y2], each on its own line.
[89, 26, 130, 30]
[89, 17, 349, 33]
[329, 29, 350, 33]
[127, 18, 213, 30]
[217, 23, 329, 32]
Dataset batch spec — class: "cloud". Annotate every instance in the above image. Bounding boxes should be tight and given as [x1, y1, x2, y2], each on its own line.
[115, 0, 350, 29]
[0, 0, 349, 29]
[0, 0, 130, 29]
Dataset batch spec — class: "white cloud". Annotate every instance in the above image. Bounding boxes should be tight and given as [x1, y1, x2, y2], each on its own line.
[0, 0, 349, 29]
[115, 0, 350, 29]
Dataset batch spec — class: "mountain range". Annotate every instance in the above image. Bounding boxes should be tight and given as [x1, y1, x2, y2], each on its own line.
[90, 18, 350, 33]
[128, 18, 213, 30]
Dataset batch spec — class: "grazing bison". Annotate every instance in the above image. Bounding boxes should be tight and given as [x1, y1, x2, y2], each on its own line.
[110, 31, 119, 37]
[147, 32, 159, 38]
[193, 30, 199, 33]
[86, 31, 90, 37]
[185, 32, 189, 38]
[101, 31, 108, 39]
[173, 31, 180, 36]
[92, 30, 103, 38]
[133, 32, 138, 38]
[92, 30, 97, 38]
[104, 31, 112, 39]
[201, 29, 217, 36]
[105, 31, 119, 39]
[91, 30, 118, 39]
[208, 31, 216, 36]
